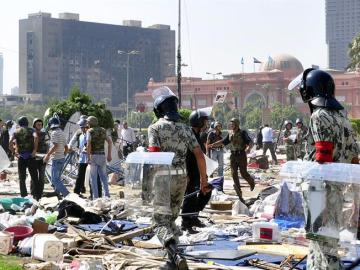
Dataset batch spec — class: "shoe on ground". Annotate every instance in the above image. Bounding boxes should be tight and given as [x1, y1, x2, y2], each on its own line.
[191, 217, 206, 228]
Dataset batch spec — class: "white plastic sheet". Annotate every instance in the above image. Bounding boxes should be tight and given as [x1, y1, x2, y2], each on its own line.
[0, 146, 10, 172]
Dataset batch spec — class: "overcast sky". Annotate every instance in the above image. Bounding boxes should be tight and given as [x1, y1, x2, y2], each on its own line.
[0, 0, 326, 93]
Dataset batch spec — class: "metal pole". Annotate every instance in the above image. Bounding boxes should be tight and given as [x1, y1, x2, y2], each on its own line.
[177, 0, 182, 108]
[126, 54, 129, 121]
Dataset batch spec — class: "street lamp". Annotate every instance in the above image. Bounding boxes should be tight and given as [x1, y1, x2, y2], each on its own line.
[206, 72, 222, 101]
[118, 50, 140, 121]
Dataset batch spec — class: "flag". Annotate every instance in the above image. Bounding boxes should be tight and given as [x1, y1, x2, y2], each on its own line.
[253, 57, 261, 64]
[241, 57, 244, 65]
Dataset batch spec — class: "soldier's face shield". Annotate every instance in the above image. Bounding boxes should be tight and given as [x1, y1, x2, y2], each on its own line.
[125, 152, 175, 216]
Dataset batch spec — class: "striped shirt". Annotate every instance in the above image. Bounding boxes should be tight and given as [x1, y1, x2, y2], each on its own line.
[50, 128, 66, 160]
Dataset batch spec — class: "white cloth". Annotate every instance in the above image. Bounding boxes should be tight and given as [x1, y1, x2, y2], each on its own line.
[121, 127, 136, 146]
[261, 126, 274, 142]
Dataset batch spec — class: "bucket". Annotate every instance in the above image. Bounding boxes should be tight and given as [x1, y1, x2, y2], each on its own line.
[0, 231, 14, 254]
[4, 225, 33, 242]
[32, 234, 63, 262]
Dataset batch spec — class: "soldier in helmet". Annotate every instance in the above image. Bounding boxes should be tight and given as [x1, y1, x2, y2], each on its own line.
[148, 86, 209, 269]
[9, 116, 40, 198]
[283, 120, 296, 161]
[295, 118, 308, 160]
[209, 117, 255, 203]
[32, 118, 49, 200]
[86, 116, 112, 199]
[44, 116, 70, 198]
[182, 109, 212, 234]
[292, 68, 359, 269]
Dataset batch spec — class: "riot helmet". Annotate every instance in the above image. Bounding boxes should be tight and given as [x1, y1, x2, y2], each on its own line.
[295, 118, 302, 125]
[32, 118, 43, 128]
[152, 86, 180, 121]
[299, 68, 343, 110]
[87, 116, 98, 127]
[77, 118, 88, 128]
[230, 118, 240, 127]
[17, 116, 29, 127]
[189, 108, 211, 128]
[284, 120, 292, 128]
[48, 117, 61, 129]
[5, 120, 13, 128]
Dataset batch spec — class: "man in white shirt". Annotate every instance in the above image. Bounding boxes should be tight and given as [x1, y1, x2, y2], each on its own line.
[261, 124, 278, 165]
[120, 121, 136, 157]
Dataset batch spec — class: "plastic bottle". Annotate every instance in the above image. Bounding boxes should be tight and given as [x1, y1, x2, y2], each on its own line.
[45, 213, 58, 225]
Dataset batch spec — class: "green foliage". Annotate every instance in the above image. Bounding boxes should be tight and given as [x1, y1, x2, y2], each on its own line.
[127, 111, 155, 129]
[212, 103, 232, 124]
[270, 102, 306, 129]
[47, 87, 114, 129]
[348, 34, 360, 70]
[0, 255, 23, 270]
[350, 119, 360, 138]
[0, 103, 48, 124]
[179, 108, 192, 124]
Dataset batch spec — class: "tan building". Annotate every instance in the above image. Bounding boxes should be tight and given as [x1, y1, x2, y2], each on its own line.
[135, 54, 360, 119]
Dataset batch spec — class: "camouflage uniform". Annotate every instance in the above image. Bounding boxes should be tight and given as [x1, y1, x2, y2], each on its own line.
[148, 118, 198, 245]
[222, 129, 255, 199]
[283, 129, 296, 161]
[295, 125, 308, 159]
[304, 108, 359, 270]
[87, 126, 109, 199]
[13, 127, 39, 198]
[33, 130, 49, 200]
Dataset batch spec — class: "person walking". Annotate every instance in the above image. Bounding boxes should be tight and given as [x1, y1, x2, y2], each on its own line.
[261, 124, 278, 165]
[32, 118, 49, 200]
[148, 87, 210, 269]
[283, 120, 296, 161]
[206, 121, 224, 176]
[86, 116, 112, 199]
[44, 116, 70, 198]
[295, 118, 308, 160]
[120, 121, 136, 157]
[1, 120, 14, 160]
[292, 68, 359, 270]
[182, 109, 212, 234]
[10, 116, 39, 199]
[209, 118, 255, 203]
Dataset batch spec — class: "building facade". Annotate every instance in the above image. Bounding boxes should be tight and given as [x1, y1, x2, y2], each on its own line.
[19, 12, 175, 106]
[135, 54, 360, 119]
[326, 0, 360, 70]
[0, 52, 3, 95]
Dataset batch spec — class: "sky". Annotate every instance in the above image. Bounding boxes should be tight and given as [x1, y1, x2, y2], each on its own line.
[0, 0, 326, 93]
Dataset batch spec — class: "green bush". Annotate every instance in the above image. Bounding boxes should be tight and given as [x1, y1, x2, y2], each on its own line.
[46, 87, 114, 129]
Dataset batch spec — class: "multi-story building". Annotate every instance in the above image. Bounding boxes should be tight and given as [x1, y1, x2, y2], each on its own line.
[135, 54, 360, 119]
[19, 12, 175, 106]
[326, 0, 360, 70]
[0, 52, 3, 95]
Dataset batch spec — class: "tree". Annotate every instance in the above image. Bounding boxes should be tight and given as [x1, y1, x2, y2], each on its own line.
[348, 34, 360, 70]
[270, 102, 306, 129]
[46, 87, 114, 129]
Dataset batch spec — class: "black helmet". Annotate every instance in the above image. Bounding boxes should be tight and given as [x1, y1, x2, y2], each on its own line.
[48, 117, 60, 129]
[5, 120, 13, 128]
[32, 118, 43, 128]
[17, 116, 29, 127]
[152, 86, 180, 121]
[189, 109, 210, 128]
[300, 68, 343, 110]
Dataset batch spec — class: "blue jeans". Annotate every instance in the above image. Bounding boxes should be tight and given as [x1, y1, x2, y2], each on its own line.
[90, 154, 109, 199]
[210, 149, 224, 176]
[51, 158, 69, 197]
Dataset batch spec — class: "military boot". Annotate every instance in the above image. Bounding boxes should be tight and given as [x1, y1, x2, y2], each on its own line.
[247, 177, 255, 191]
[233, 184, 246, 204]
[165, 240, 189, 270]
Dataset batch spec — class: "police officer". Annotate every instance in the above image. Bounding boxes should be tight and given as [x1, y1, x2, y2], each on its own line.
[86, 116, 112, 199]
[10, 116, 39, 198]
[295, 118, 308, 160]
[209, 118, 255, 203]
[206, 121, 224, 176]
[283, 120, 296, 161]
[32, 118, 49, 200]
[182, 109, 212, 234]
[148, 87, 210, 270]
[294, 68, 359, 270]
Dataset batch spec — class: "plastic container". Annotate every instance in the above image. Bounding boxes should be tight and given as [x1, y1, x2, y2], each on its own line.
[32, 234, 63, 262]
[4, 225, 33, 242]
[0, 231, 14, 254]
[252, 222, 280, 241]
